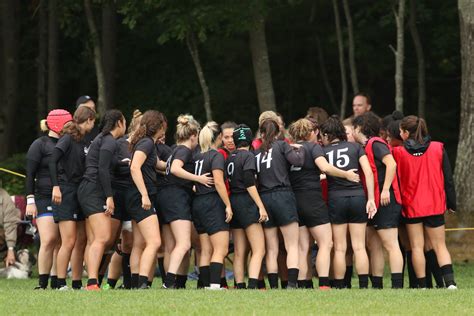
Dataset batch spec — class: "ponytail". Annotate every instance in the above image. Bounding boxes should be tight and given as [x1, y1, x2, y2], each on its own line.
[101, 109, 124, 134]
[40, 119, 49, 132]
[400, 115, 429, 144]
[62, 106, 95, 141]
[199, 121, 221, 153]
[129, 110, 167, 151]
[260, 119, 279, 152]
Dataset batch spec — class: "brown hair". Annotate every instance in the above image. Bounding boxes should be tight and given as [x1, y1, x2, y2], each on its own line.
[129, 110, 167, 150]
[400, 115, 429, 144]
[62, 106, 96, 141]
[306, 107, 329, 125]
[175, 114, 200, 143]
[288, 118, 313, 142]
[127, 109, 143, 136]
[259, 119, 280, 152]
[353, 92, 372, 105]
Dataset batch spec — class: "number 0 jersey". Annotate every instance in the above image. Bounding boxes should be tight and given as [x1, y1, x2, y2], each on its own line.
[323, 141, 365, 198]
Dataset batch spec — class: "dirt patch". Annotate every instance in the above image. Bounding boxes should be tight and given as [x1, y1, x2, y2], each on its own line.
[445, 213, 474, 263]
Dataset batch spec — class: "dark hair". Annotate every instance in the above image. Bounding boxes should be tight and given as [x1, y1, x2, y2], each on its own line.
[260, 119, 280, 152]
[233, 124, 253, 148]
[382, 110, 403, 130]
[400, 115, 429, 144]
[306, 107, 329, 125]
[320, 115, 347, 142]
[353, 92, 372, 105]
[101, 109, 124, 134]
[352, 112, 381, 138]
[221, 121, 237, 130]
[129, 110, 167, 150]
[62, 106, 96, 141]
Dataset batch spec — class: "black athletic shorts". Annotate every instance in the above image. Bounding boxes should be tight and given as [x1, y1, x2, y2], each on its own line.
[78, 180, 107, 218]
[402, 214, 445, 228]
[53, 183, 84, 222]
[157, 185, 193, 224]
[192, 193, 229, 235]
[35, 196, 54, 218]
[229, 193, 260, 229]
[260, 189, 298, 228]
[125, 186, 157, 223]
[112, 186, 132, 221]
[294, 190, 330, 228]
[368, 191, 401, 230]
[328, 195, 368, 224]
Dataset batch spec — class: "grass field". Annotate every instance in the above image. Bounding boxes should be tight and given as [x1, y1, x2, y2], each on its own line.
[1, 262, 473, 315]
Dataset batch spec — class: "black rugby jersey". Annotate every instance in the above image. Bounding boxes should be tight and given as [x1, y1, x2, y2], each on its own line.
[52, 133, 87, 185]
[371, 141, 391, 191]
[193, 149, 224, 195]
[156, 143, 172, 188]
[289, 141, 325, 191]
[112, 136, 132, 189]
[132, 137, 158, 195]
[26, 136, 58, 197]
[165, 145, 194, 190]
[226, 150, 256, 193]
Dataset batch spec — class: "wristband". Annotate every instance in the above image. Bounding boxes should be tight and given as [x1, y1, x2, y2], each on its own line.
[8, 247, 14, 251]
[27, 197, 36, 205]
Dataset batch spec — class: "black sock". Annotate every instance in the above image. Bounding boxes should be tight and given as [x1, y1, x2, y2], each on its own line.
[391, 273, 403, 289]
[147, 280, 153, 287]
[440, 264, 456, 287]
[358, 274, 369, 289]
[344, 266, 353, 289]
[417, 277, 427, 288]
[131, 273, 139, 289]
[87, 278, 98, 286]
[39, 274, 49, 289]
[236, 282, 246, 289]
[426, 250, 444, 288]
[122, 253, 131, 289]
[333, 279, 345, 289]
[98, 274, 105, 286]
[199, 266, 210, 288]
[268, 273, 279, 289]
[72, 279, 82, 290]
[319, 277, 330, 287]
[287, 268, 299, 287]
[57, 278, 66, 288]
[306, 279, 314, 289]
[50, 275, 58, 289]
[220, 277, 228, 288]
[257, 279, 266, 289]
[406, 251, 417, 288]
[158, 257, 166, 280]
[107, 278, 118, 289]
[281, 280, 288, 289]
[370, 276, 383, 289]
[209, 262, 223, 286]
[138, 275, 148, 288]
[248, 278, 258, 289]
[297, 280, 306, 288]
[176, 274, 187, 289]
[164, 272, 176, 288]
[425, 261, 434, 289]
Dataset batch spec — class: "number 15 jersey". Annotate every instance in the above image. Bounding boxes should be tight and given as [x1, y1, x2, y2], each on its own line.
[323, 141, 366, 198]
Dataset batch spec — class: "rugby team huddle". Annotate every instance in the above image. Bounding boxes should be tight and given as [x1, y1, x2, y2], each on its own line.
[25, 93, 457, 291]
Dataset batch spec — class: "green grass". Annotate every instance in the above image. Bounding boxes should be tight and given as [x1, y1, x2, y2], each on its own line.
[1, 262, 473, 315]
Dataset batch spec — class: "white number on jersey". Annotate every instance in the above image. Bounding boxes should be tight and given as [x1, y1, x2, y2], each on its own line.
[165, 156, 172, 175]
[194, 160, 204, 175]
[226, 162, 235, 178]
[290, 165, 302, 172]
[255, 149, 273, 173]
[326, 148, 350, 168]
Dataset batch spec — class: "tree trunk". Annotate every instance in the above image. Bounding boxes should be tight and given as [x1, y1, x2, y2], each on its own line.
[0, 0, 19, 159]
[392, 0, 406, 112]
[332, 0, 348, 118]
[316, 35, 338, 113]
[249, 13, 277, 113]
[102, 0, 116, 108]
[48, 0, 59, 109]
[38, 0, 48, 132]
[84, 0, 108, 115]
[408, 0, 426, 118]
[186, 32, 212, 122]
[455, 0, 474, 214]
[342, 0, 359, 94]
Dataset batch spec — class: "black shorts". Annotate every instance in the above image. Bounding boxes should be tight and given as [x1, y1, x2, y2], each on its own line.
[260, 189, 298, 228]
[294, 190, 330, 228]
[402, 214, 445, 228]
[78, 180, 107, 218]
[35, 196, 54, 218]
[328, 195, 367, 224]
[125, 186, 157, 223]
[113, 186, 132, 221]
[192, 193, 229, 235]
[157, 185, 192, 224]
[369, 191, 401, 230]
[53, 183, 84, 222]
[229, 193, 260, 229]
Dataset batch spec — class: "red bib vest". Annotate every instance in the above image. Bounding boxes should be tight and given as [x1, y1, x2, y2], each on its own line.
[392, 141, 446, 218]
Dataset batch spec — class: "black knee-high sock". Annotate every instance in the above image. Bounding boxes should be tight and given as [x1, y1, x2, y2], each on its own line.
[121, 253, 131, 289]
[332, 279, 345, 289]
[50, 275, 58, 289]
[358, 274, 369, 289]
[209, 262, 223, 286]
[417, 277, 427, 288]
[138, 275, 148, 288]
[297, 280, 306, 288]
[280, 280, 288, 289]
[176, 275, 187, 289]
[406, 251, 417, 288]
[57, 278, 67, 288]
[426, 250, 444, 288]
[107, 278, 118, 288]
[344, 266, 353, 289]
[391, 273, 403, 289]
[220, 277, 228, 288]
[257, 279, 266, 289]
[98, 274, 105, 286]
[164, 272, 176, 288]
[268, 273, 279, 289]
[287, 268, 298, 288]
[39, 274, 49, 289]
[425, 264, 434, 288]
[319, 277, 330, 287]
[72, 280, 82, 290]
[158, 257, 166, 280]
[131, 273, 139, 289]
[87, 278, 98, 286]
[306, 279, 314, 289]
[199, 266, 210, 288]
[236, 282, 246, 289]
[248, 278, 258, 289]
[440, 264, 456, 287]
[370, 276, 383, 289]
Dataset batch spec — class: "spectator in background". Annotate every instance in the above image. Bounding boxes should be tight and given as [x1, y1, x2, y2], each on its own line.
[0, 188, 20, 268]
[352, 92, 372, 117]
[306, 107, 329, 125]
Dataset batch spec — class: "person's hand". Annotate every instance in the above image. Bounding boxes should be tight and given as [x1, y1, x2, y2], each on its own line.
[447, 208, 456, 214]
[52, 186, 62, 205]
[366, 199, 377, 219]
[105, 197, 115, 216]
[198, 173, 214, 187]
[380, 190, 390, 206]
[26, 203, 38, 219]
[141, 194, 151, 211]
[225, 206, 233, 223]
[258, 206, 269, 223]
[345, 169, 360, 183]
[5, 249, 15, 267]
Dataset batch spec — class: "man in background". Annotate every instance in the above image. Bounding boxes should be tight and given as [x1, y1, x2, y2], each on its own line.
[0, 188, 20, 268]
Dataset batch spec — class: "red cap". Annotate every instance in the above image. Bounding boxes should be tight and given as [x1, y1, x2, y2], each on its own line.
[46, 109, 73, 134]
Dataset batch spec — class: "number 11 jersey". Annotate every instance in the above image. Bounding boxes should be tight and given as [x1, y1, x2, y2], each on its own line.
[323, 141, 366, 198]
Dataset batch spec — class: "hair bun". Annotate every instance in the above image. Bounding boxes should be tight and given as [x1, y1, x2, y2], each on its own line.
[392, 110, 404, 120]
[177, 114, 191, 126]
[133, 109, 142, 119]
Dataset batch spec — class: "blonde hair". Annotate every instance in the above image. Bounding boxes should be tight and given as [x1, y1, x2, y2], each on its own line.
[40, 119, 49, 132]
[127, 109, 143, 136]
[199, 121, 221, 153]
[288, 118, 313, 142]
[258, 111, 279, 127]
[176, 114, 200, 143]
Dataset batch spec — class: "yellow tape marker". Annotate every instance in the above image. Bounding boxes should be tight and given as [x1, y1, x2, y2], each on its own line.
[0, 168, 26, 178]
[445, 227, 474, 232]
